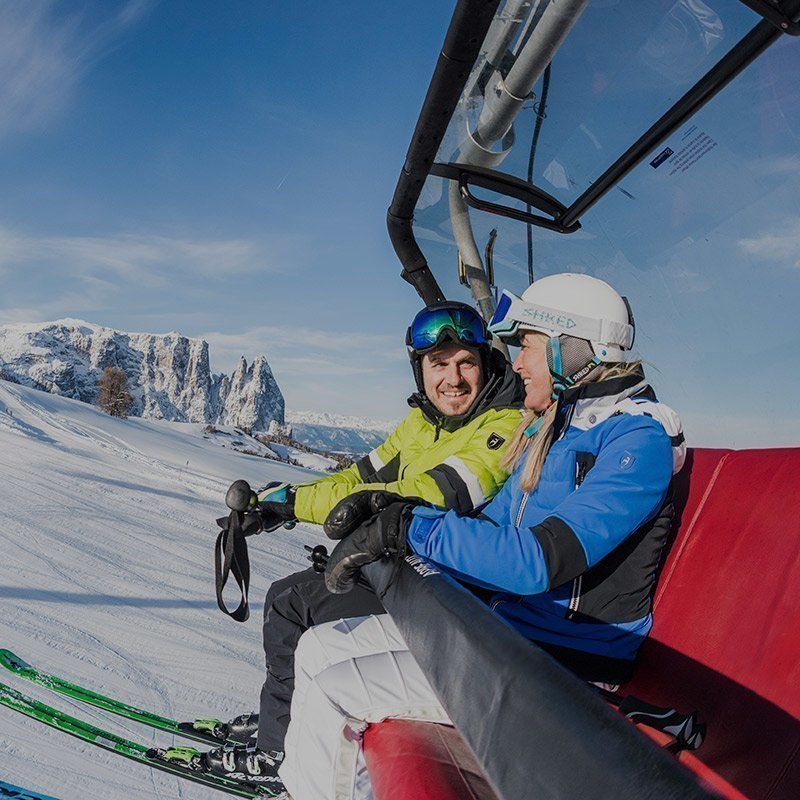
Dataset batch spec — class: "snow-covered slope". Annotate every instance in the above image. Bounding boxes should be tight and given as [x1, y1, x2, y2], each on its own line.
[0, 319, 284, 432]
[285, 410, 399, 457]
[0, 379, 326, 800]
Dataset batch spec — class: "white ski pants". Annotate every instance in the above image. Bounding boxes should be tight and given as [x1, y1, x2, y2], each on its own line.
[278, 613, 452, 800]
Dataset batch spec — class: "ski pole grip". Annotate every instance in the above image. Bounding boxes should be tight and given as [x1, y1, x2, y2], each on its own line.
[226, 479, 254, 512]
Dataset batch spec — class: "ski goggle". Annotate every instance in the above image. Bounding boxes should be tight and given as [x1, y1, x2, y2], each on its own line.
[406, 305, 490, 353]
[489, 289, 632, 348]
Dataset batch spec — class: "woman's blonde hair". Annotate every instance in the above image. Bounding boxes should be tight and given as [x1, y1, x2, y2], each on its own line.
[500, 351, 642, 493]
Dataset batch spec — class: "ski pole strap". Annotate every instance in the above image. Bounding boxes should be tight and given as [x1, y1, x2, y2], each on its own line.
[597, 688, 706, 754]
[214, 510, 251, 622]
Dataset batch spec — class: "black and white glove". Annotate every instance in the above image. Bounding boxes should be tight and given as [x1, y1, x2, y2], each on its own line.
[323, 490, 419, 540]
[324, 502, 412, 594]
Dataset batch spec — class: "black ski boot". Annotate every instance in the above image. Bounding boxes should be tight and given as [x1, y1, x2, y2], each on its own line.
[214, 712, 260, 743]
[203, 742, 285, 791]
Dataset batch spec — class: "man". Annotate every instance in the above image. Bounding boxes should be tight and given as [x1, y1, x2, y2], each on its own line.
[201, 301, 524, 788]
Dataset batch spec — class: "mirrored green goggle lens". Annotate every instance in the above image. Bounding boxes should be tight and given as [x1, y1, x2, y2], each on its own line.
[408, 309, 488, 351]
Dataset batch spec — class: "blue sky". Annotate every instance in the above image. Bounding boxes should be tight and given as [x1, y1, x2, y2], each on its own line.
[2, 1, 799, 446]
[0, 0, 453, 420]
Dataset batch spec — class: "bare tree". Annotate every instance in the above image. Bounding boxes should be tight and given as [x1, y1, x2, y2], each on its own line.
[96, 367, 134, 419]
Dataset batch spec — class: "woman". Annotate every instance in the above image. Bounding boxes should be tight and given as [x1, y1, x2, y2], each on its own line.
[279, 273, 685, 800]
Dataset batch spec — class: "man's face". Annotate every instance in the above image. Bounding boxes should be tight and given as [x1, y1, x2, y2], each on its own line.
[421, 342, 484, 417]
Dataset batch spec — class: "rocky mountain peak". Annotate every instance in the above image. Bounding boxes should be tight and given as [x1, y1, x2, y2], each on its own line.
[0, 319, 284, 432]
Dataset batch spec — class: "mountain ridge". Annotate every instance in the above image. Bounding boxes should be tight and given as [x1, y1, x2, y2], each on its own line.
[0, 318, 284, 432]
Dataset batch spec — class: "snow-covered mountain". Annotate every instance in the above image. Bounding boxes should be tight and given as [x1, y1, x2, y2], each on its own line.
[286, 410, 399, 456]
[0, 379, 323, 800]
[0, 319, 284, 432]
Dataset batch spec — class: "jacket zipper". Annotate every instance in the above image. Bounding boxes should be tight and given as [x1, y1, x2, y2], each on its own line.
[567, 574, 582, 619]
[568, 450, 590, 618]
[515, 490, 530, 527]
[490, 490, 531, 611]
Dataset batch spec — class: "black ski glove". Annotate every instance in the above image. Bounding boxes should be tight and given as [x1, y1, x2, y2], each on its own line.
[324, 490, 424, 540]
[256, 481, 297, 532]
[324, 502, 412, 594]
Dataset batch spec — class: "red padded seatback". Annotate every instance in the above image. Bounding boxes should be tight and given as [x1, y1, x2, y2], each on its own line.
[626, 448, 800, 800]
[363, 719, 498, 800]
[660, 447, 732, 581]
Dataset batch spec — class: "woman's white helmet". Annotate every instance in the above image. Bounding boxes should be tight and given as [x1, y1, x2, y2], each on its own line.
[489, 273, 635, 389]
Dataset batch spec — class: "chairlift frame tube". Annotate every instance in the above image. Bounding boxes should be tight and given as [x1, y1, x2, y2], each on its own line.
[737, 0, 800, 34]
[387, 0, 501, 303]
[449, 0, 587, 329]
[461, 0, 532, 105]
[466, 0, 589, 155]
[447, 182, 496, 322]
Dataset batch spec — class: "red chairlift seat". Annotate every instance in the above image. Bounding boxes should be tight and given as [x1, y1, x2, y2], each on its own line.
[364, 447, 800, 800]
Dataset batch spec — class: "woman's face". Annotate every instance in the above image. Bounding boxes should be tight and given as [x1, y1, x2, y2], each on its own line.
[513, 331, 554, 412]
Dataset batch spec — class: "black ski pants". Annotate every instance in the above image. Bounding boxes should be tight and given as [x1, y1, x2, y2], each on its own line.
[257, 566, 385, 752]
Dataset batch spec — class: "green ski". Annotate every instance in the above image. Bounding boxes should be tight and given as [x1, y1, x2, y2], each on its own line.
[0, 681, 278, 798]
[0, 649, 230, 746]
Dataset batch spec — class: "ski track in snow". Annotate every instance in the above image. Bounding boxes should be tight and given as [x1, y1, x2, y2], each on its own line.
[0, 382, 324, 799]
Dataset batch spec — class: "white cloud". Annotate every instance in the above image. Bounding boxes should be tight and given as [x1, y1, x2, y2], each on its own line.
[0, 225, 291, 332]
[202, 326, 406, 375]
[201, 326, 415, 421]
[268, 356, 382, 377]
[748, 154, 800, 178]
[203, 325, 398, 355]
[0, 1, 150, 141]
[738, 219, 800, 268]
[682, 407, 800, 449]
[0, 226, 271, 281]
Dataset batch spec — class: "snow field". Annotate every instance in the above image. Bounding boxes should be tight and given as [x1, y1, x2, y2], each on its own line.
[0, 380, 326, 800]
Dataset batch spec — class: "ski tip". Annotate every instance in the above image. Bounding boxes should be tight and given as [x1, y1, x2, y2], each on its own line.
[0, 649, 31, 671]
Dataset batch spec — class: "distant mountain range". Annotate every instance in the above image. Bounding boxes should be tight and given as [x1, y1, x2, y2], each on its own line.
[286, 410, 399, 456]
[0, 319, 396, 457]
